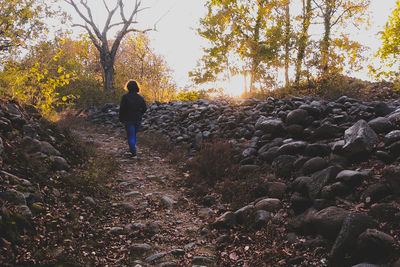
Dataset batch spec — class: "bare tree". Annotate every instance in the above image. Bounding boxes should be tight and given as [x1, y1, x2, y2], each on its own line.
[65, 0, 151, 91]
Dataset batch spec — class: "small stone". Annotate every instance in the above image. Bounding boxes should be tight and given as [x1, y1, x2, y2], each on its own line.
[84, 196, 96, 206]
[130, 243, 152, 255]
[145, 252, 166, 263]
[125, 191, 141, 197]
[168, 248, 185, 256]
[121, 202, 135, 212]
[18, 205, 32, 218]
[110, 227, 125, 235]
[192, 256, 214, 265]
[161, 196, 175, 209]
[254, 198, 282, 212]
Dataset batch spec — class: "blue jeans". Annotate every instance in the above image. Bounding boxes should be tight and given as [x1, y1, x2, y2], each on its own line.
[124, 121, 141, 154]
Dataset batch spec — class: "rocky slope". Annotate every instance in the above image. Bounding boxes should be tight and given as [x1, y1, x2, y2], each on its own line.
[91, 95, 400, 266]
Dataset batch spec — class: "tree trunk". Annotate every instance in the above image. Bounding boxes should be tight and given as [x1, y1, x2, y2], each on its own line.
[100, 51, 115, 91]
[284, 0, 291, 87]
[295, 0, 312, 85]
[321, 0, 332, 76]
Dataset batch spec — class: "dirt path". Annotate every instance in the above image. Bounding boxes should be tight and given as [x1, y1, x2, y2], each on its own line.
[74, 125, 216, 266]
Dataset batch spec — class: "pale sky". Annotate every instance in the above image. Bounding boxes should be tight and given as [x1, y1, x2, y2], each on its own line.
[61, 0, 398, 94]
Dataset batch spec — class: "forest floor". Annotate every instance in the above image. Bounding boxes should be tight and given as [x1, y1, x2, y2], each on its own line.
[67, 123, 218, 266]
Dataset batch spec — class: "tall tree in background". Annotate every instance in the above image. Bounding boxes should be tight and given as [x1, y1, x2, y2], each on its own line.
[295, 0, 312, 85]
[65, 0, 152, 92]
[192, 0, 287, 93]
[0, 0, 54, 54]
[313, 0, 370, 76]
[115, 33, 177, 102]
[373, 0, 400, 81]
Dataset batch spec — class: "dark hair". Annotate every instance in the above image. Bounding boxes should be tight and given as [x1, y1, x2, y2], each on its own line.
[125, 80, 140, 93]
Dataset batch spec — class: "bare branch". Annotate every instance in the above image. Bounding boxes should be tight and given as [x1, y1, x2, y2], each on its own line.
[102, 0, 110, 13]
[64, 0, 102, 41]
[102, 1, 119, 38]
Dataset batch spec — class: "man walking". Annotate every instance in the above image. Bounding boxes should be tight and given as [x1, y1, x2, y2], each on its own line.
[119, 80, 147, 157]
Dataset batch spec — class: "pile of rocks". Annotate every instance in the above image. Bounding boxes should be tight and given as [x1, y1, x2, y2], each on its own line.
[91, 95, 400, 266]
[0, 101, 70, 241]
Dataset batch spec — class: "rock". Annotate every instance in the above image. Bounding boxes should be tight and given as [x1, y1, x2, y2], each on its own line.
[125, 191, 141, 197]
[161, 196, 175, 209]
[202, 195, 216, 206]
[158, 262, 178, 267]
[277, 141, 307, 155]
[234, 205, 254, 224]
[147, 222, 161, 234]
[168, 248, 185, 256]
[254, 198, 282, 212]
[336, 170, 366, 187]
[110, 227, 125, 235]
[18, 205, 32, 218]
[265, 182, 287, 199]
[351, 263, 381, 267]
[121, 203, 135, 212]
[39, 141, 61, 156]
[50, 156, 69, 171]
[369, 202, 400, 222]
[329, 213, 376, 266]
[213, 211, 236, 228]
[383, 165, 400, 193]
[84, 196, 96, 206]
[384, 130, 400, 146]
[198, 207, 213, 218]
[0, 189, 26, 205]
[290, 192, 312, 214]
[22, 136, 42, 154]
[254, 210, 272, 229]
[305, 143, 331, 157]
[320, 182, 350, 199]
[368, 117, 393, 134]
[145, 252, 166, 263]
[360, 184, 390, 204]
[192, 256, 214, 265]
[130, 243, 152, 255]
[306, 166, 342, 200]
[313, 122, 341, 139]
[272, 155, 297, 178]
[259, 146, 280, 162]
[357, 229, 395, 263]
[286, 109, 309, 125]
[238, 165, 259, 175]
[302, 157, 328, 175]
[311, 206, 349, 239]
[342, 120, 378, 157]
[0, 137, 3, 165]
[255, 116, 284, 135]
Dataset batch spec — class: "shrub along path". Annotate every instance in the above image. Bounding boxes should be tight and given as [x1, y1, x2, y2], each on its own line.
[72, 124, 217, 266]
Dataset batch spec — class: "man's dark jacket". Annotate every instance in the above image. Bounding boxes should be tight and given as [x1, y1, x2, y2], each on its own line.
[119, 92, 147, 122]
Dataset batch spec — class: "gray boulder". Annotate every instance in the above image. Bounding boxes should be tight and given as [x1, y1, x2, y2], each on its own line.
[254, 210, 272, 229]
[343, 120, 378, 157]
[254, 198, 282, 212]
[357, 229, 395, 263]
[272, 155, 297, 178]
[329, 212, 375, 266]
[306, 166, 342, 200]
[310, 206, 349, 239]
[255, 116, 284, 135]
[336, 170, 366, 187]
[367, 117, 393, 134]
[382, 165, 400, 194]
[302, 157, 328, 175]
[384, 130, 400, 146]
[286, 109, 309, 125]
